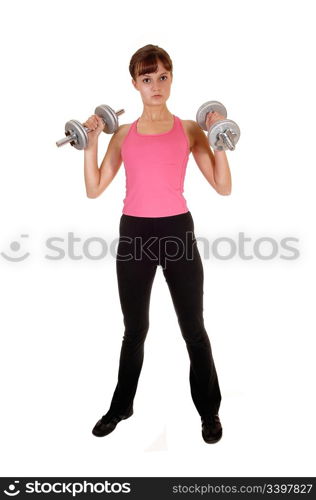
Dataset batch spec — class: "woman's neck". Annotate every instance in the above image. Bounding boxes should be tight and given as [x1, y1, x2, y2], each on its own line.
[139, 106, 172, 122]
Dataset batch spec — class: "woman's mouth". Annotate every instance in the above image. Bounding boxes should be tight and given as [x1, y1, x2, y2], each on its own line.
[153, 94, 162, 97]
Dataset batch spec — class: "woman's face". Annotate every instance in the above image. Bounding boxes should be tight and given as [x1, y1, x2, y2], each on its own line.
[132, 60, 173, 105]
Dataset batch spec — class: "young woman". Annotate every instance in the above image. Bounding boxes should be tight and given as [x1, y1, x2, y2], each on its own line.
[83, 44, 232, 444]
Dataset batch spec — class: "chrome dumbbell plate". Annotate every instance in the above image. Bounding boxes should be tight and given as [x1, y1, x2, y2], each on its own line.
[63, 120, 89, 150]
[94, 105, 124, 134]
[209, 119, 240, 151]
[196, 100, 228, 131]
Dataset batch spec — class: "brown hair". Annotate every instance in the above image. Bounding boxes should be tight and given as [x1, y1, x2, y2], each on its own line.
[129, 44, 173, 81]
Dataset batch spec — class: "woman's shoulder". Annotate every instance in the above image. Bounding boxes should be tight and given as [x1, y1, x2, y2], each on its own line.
[118, 123, 133, 135]
[112, 123, 133, 148]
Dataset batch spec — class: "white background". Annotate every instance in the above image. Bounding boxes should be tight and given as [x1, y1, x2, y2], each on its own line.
[0, 0, 315, 477]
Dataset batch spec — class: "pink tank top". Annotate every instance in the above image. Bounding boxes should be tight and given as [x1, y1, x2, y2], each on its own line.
[120, 114, 190, 217]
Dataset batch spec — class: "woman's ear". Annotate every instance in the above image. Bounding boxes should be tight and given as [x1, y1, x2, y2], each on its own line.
[132, 78, 138, 90]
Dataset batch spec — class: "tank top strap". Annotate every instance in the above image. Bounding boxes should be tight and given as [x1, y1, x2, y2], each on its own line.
[130, 115, 179, 136]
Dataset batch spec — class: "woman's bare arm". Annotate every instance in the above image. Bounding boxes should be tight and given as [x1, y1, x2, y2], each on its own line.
[84, 126, 125, 198]
[190, 121, 232, 195]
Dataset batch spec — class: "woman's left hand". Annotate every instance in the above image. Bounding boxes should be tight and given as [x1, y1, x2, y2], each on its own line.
[205, 111, 226, 131]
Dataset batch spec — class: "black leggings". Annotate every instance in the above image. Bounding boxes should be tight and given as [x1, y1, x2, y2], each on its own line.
[107, 210, 221, 418]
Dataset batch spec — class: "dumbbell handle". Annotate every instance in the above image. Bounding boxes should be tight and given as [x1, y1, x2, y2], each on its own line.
[56, 134, 77, 147]
[56, 108, 125, 148]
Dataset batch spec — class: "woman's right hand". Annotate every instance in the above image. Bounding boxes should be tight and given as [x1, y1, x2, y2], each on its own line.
[82, 114, 105, 149]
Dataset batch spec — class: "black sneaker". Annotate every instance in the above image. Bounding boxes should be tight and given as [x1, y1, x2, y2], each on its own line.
[92, 407, 134, 437]
[201, 414, 222, 443]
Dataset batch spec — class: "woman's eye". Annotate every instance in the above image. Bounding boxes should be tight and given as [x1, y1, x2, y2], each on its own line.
[142, 76, 167, 83]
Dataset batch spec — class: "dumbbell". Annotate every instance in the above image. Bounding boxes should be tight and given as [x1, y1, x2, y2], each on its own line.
[56, 104, 125, 150]
[196, 101, 240, 151]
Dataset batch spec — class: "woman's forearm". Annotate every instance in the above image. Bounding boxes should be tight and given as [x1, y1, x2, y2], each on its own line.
[213, 150, 232, 195]
[84, 143, 100, 197]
